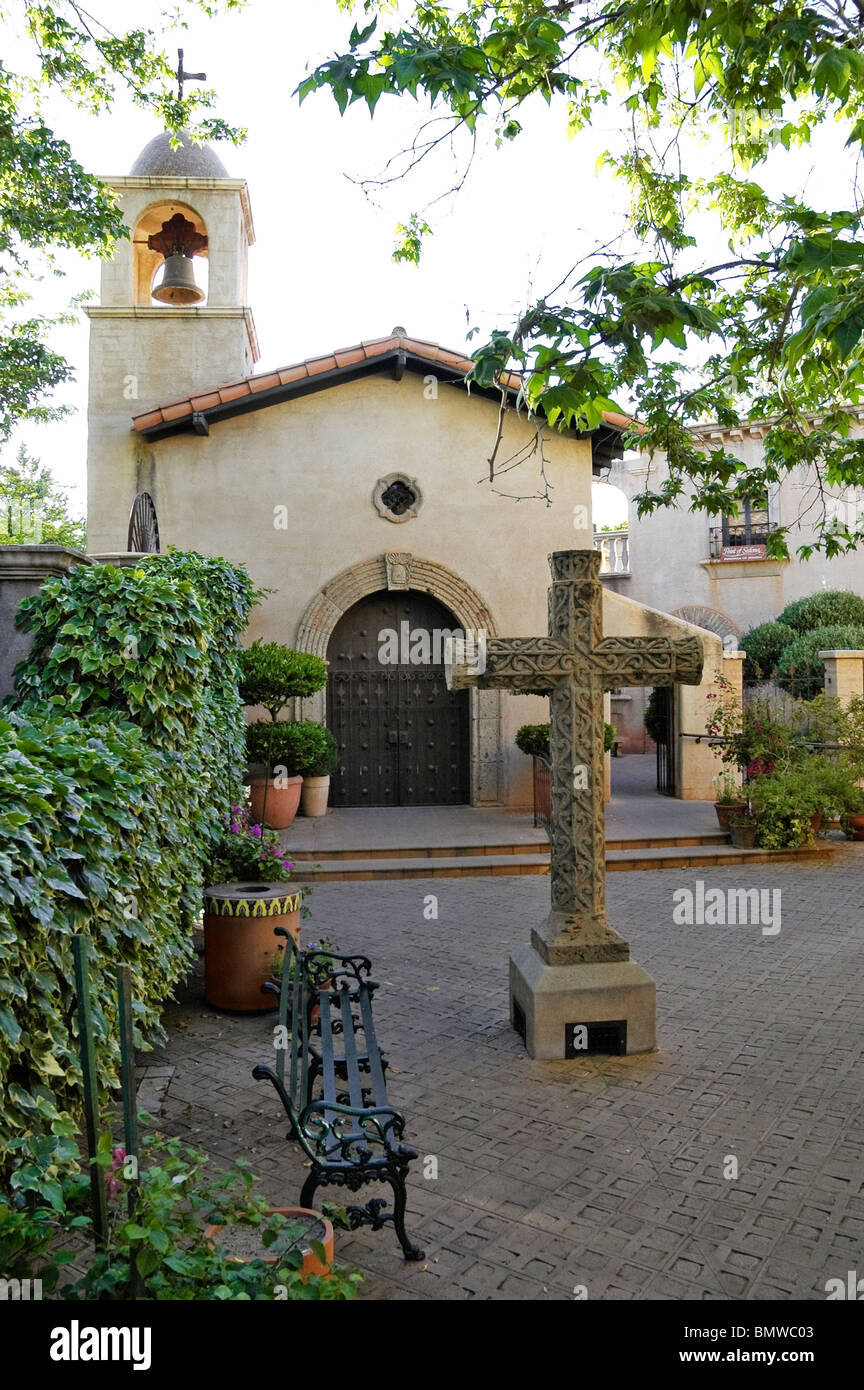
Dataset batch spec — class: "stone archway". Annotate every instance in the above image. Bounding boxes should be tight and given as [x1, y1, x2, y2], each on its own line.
[295, 553, 502, 804]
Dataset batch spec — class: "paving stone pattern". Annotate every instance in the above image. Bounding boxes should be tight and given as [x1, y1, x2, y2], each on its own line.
[151, 851, 864, 1301]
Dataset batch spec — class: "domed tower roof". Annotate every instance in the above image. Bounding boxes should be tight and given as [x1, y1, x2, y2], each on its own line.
[130, 130, 229, 178]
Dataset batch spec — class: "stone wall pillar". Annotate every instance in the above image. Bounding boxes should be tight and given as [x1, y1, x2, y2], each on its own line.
[722, 648, 745, 705]
[0, 546, 89, 701]
[819, 649, 864, 707]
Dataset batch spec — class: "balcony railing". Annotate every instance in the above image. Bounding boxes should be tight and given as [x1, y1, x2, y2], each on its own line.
[709, 523, 774, 559]
[593, 529, 630, 576]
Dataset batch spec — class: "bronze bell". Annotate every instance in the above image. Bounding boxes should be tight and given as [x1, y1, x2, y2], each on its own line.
[152, 253, 204, 305]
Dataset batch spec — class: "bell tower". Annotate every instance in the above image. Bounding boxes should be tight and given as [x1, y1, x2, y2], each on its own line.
[85, 129, 258, 553]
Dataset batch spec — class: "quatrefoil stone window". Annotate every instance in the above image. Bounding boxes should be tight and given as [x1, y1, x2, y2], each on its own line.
[373, 472, 423, 523]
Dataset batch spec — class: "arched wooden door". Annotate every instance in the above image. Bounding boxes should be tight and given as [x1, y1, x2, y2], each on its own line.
[326, 591, 470, 807]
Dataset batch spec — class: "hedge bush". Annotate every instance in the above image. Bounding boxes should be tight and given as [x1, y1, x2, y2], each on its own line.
[776, 624, 864, 698]
[740, 621, 796, 682]
[515, 722, 616, 756]
[0, 552, 255, 1175]
[778, 589, 864, 634]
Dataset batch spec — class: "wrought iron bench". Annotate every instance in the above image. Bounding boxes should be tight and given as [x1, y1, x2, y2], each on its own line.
[252, 928, 424, 1261]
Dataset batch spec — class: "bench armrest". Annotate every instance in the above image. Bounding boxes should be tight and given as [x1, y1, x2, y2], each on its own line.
[298, 1098, 411, 1165]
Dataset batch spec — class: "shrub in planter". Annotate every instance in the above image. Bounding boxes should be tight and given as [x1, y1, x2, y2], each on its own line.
[204, 805, 308, 1012]
[299, 725, 339, 817]
[516, 722, 615, 756]
[240, 644, 328, 829]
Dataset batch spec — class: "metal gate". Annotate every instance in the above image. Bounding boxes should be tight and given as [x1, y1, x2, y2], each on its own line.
[326, 591, 470, 807]
[654, 685, 677, 796]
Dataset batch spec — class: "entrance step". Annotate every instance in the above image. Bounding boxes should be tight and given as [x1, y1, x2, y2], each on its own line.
[291, 841, 835, 882]
[293, 831, 728, 862]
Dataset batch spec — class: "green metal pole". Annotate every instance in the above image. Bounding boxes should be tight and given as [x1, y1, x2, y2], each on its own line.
[116, 965, 139, 1216]
[72, 936, 109, 1248]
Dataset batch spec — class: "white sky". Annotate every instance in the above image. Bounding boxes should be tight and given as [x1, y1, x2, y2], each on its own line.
[5, 0, 852, 528]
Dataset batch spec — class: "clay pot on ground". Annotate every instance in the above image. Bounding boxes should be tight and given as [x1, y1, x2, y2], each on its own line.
[300, 774, 330, 818]
[729, 821, 757, 848]
[248, 775, 303, 830]
[714, 802, 748, 830]
[204, 882, 301, 1012]
[204, 1207, 334, 1281]
[844, 811, 864, 841]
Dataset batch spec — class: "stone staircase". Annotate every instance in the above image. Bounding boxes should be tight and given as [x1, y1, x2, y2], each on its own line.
[289, 831, 835, 883]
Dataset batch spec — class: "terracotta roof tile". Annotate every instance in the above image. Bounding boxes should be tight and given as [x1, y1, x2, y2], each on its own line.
[132, 410, 164, 431]
[248, 372, 281, 394]
[334, 347, 366, 368]
[305, 354, 338, 377]
[130, 331, 632, 435]
[218, 382, 251, 404]
[161, 401, 193, 422]
[277, 365, 308, 385]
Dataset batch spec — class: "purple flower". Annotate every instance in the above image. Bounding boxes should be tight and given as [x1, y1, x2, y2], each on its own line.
[230, 822, 241, 834]
[250, 824, 262, 839]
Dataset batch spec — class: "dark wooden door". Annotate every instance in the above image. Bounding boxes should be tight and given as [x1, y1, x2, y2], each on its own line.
[327, 591, 470, 807]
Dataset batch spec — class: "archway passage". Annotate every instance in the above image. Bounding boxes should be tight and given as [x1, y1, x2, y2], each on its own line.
[327, 590, 470, 807]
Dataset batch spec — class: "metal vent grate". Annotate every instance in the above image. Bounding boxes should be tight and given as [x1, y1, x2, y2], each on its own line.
[512, 999, 526, 1042]
[565, 1020, 627, 1057]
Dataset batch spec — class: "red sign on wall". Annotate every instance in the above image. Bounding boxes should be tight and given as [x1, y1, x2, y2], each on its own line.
[720, 544, 767, 561]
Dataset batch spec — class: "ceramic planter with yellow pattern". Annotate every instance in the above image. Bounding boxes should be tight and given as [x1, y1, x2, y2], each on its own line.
[204, 882, 302, 1012]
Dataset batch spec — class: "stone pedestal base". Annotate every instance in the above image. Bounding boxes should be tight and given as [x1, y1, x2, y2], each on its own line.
[510, 943, 657, 1058]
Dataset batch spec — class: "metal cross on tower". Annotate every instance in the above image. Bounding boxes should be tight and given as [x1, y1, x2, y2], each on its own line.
[175, 48, 206, 102]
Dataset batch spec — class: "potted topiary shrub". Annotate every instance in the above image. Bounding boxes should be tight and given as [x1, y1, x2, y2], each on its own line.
[203, 803, 305, 1012]
[299, 725, 339, 818]
[239, 641, 328, 829]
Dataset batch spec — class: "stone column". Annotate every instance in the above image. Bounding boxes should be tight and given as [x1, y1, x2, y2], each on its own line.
[0, 546, 89, 701]
[722, 648, 745, 704]
[819, 650, 864, 706]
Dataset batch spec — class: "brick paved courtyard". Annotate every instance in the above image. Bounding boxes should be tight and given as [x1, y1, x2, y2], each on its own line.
[148, 850, 864, 1300]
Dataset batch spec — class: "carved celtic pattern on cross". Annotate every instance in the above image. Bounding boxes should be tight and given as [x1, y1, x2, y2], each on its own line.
[448, 549, 704, 919]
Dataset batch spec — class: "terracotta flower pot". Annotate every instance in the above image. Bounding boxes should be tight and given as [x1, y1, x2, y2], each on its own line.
[715, 801, 747, 829]
[729, 822, 757, 848]
[300, 775, 330, 818]
[248, 775, 303, 830]
[204, 882, 301, 1012]
[844, 811, 864, 841]
[204, 1206, 334, 1281]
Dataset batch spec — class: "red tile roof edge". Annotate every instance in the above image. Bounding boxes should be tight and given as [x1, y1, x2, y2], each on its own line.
[131, 333, 633, 433]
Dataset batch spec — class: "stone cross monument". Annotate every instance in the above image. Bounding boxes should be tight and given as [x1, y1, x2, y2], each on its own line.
[447, 549, 703, 1058]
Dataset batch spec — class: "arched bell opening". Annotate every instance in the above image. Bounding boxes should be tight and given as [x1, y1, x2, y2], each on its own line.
[132, 201, 209, 307]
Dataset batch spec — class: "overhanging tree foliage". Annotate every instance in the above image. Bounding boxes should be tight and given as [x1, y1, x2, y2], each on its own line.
[307, 1, 864, 555]
[0, 0, 245, 445]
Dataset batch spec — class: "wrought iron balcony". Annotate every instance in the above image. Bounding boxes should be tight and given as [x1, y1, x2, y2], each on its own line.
[593, 529, 630, 576]
[708, 522, 774, 558]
